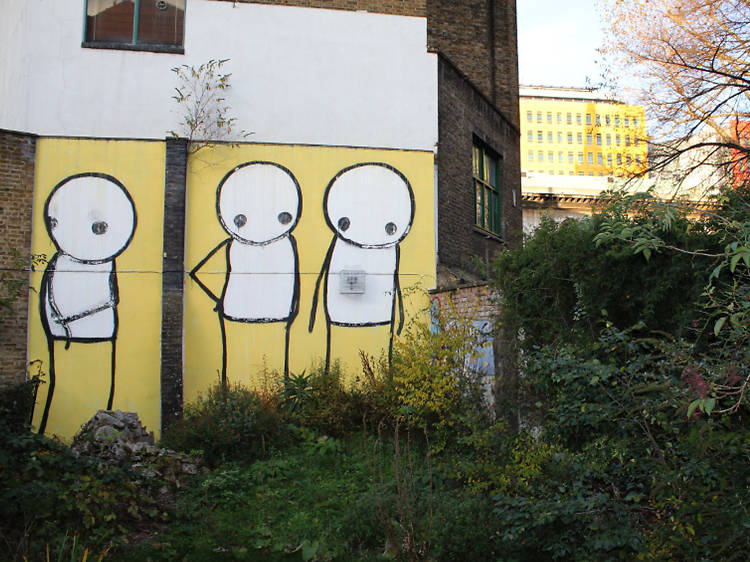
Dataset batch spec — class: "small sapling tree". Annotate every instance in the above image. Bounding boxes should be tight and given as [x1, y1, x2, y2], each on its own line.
[168, 58, 250, 153]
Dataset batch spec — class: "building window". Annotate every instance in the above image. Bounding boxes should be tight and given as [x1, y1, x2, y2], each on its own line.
[586, 114, 592, 126]
[567, 112, 572, 124]
[547, 132, 553, 143]
[537, 111, 543, 122]
[578, 152, 583, 163]
[528, 150, 534, 161]
[615, 115, 621, 127]
[558, 151, 564, 163]
[607, 154, 613, 167]
[633, 117, 639, 128]
[597, 152, 603, 165]
[527, 111, 533, 122]
[606, 134, 611, 146]
[596, 114, 601, 126]
[625, 116, 630, 127]
[617, 153, 622, 165]
[557, 132, 563, 143]
[576, 113, 582, 124]
[547, 112, 552, 123]
[586, 133, 593, 144]
[473, 141, 502, 236]
[626, 155, 632, 165]
[625, 135, 631, 147]
[596, 134, 602, 145]
[577, 133, 583, 144]
[538, 151, 544, 161]
[567, 133, 573, 144]
[568, 151, 574, 163]
[606, 114, 611, 126]
[587, 152, 593, 164]
[557, 112, 562, 123]
[84, 0, 186, 51]
[527, 131, 533, 142]
[616, 135, 621, 146]
[548, 151, 554, 162]
[538, 131, 543, 143]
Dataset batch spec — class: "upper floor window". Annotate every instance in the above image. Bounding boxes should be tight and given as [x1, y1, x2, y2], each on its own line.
[527, 111, 533, 122]
[547, 112, 553, 123]
[557, 112, 562, 124]
[586, 114, 592, 126]
[473, 141, 502, 236]
[567, 113, 572, 124]
[537, 112, 543, 122]
[595, 114, 601, 126]
[576, 113, 582, 124]
[84, 0, 185, 52]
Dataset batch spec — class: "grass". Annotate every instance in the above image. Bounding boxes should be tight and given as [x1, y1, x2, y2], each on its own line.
[118, 430, 433, 561]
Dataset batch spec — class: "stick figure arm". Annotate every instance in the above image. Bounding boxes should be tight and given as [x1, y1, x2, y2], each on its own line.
[189, 239, 230, 305]
[289, 236, 301, 323]
[309, 237, 336, 332]
[394, 245, 405, 336]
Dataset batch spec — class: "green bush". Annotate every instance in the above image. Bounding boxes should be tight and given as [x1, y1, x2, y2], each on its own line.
[161, 381, 290, 465]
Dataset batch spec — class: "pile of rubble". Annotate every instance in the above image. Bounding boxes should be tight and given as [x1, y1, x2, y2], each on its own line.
[71, 409, 207, 510]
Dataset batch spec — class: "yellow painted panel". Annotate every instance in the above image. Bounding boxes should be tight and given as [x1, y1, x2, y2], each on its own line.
[184, 144, 436, 401]
[28, 138, 164, 440]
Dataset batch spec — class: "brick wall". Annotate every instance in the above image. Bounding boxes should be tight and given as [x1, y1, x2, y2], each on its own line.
[427, 0, 519, 129]
[431, 283, 498, 323]
[220, 0, 426, 17]
[161, 138, 188, 430]
[435, 55, 521, 286]
[0, 130, 36, 386]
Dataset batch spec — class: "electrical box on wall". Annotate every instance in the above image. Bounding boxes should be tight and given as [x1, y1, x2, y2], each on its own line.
[339, 269, 366, 294]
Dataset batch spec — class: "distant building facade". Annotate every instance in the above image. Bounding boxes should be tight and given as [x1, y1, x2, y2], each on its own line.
[520, 86, 647, 178]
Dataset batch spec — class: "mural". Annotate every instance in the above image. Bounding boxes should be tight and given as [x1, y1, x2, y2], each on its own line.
[190, 162, 301, 382]
[184, 144, 434, 396]
[29, 138, 164, 439]
[309, 163, 415, 370]
[37, 173, 136, 434]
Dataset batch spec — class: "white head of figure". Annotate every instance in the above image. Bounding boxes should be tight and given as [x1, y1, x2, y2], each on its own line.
[325, 163, 414, 249]
[217, 162, 301, 245]
[44, 174, 136, 264]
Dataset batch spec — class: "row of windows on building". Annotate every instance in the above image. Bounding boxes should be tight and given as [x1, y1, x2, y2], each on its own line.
[526, 110, 640, 129]
[525, 130, 642, 147]
[527, 150, 642, 167]
[530, 170, 621, 177]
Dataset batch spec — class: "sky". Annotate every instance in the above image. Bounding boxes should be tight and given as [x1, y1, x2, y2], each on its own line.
[517, 0, 604, 89]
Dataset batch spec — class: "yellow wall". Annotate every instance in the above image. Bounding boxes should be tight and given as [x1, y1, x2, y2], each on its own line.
[520, 97, 647, 177]
[28, 139, 165, 440]
[26, 140, 436, 438]
[183, 144, 435, 403]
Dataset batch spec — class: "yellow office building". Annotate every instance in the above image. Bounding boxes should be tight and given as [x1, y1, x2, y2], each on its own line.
[520, 86, 647, 177]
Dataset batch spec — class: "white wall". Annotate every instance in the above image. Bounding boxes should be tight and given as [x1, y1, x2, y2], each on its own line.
[0, 0, 438, 151]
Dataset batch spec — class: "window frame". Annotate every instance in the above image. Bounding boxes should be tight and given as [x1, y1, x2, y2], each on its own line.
[82, 0, 186, 54]
[473, 140, 503, 237]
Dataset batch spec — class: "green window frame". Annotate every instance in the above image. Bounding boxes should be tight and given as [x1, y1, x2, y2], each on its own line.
[83, 0, 186, 53]
[473, 140, 502, 237]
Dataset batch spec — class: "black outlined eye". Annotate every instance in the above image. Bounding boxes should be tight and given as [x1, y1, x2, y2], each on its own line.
[91, 221, 108, 235]
[385, 222, 397, 236]
[47, 217, 58, 230]
[338, 217, 350, 232]
[234, 214, 247, 228]
[278, 212, 292, 225]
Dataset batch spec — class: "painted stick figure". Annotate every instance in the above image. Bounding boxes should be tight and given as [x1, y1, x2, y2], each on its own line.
[38, 173, 136, 434]
[190, 162, 301, 382]
[309, 163, 415, 371]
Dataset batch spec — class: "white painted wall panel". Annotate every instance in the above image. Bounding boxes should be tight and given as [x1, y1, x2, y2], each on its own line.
[0, 0, 438, 150]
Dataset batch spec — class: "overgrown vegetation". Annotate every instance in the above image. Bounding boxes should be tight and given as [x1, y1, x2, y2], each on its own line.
[6, 186, 750, 560]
